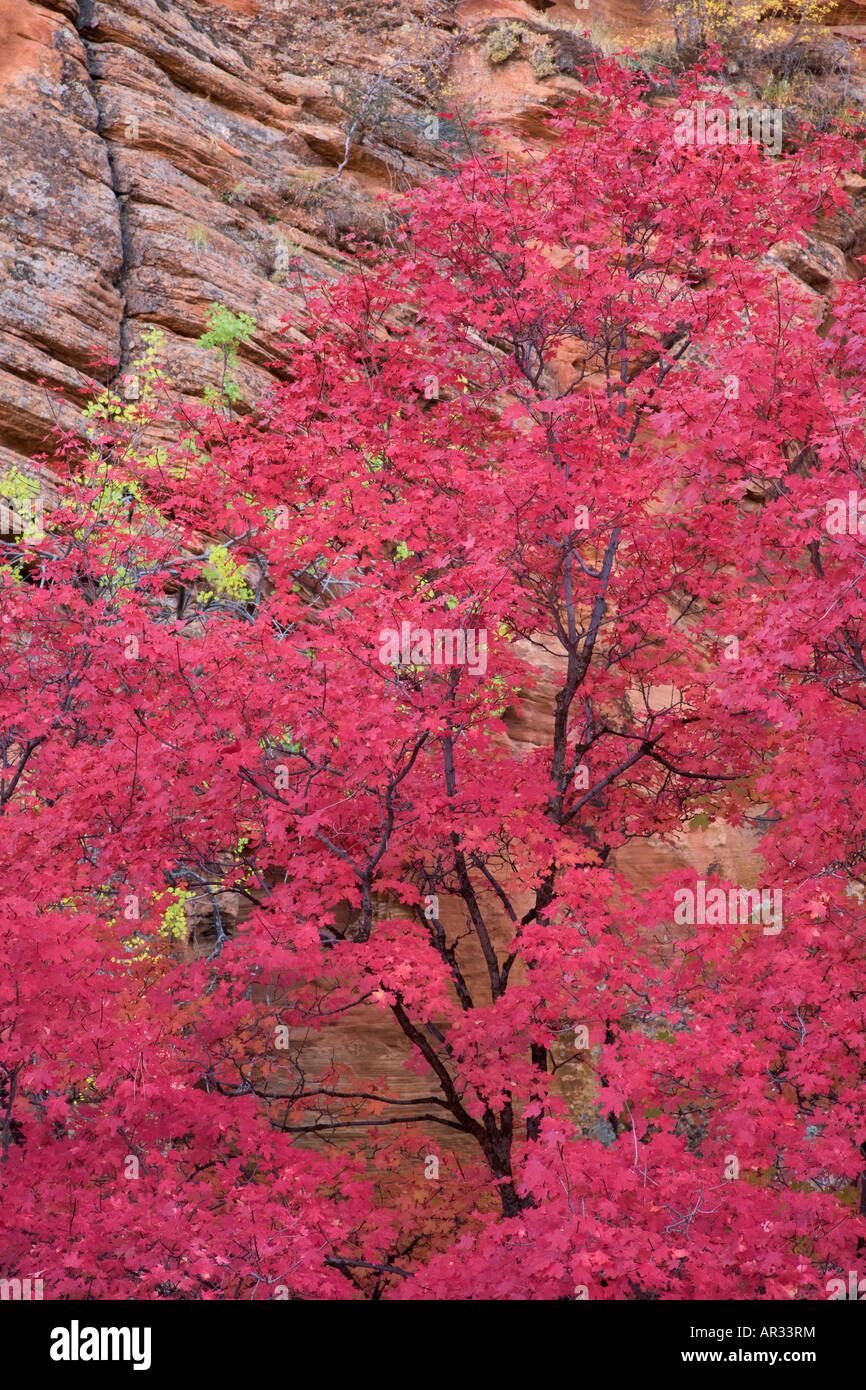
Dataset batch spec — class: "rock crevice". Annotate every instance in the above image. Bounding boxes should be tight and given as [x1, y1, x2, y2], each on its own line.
[75, 0, 131, 388]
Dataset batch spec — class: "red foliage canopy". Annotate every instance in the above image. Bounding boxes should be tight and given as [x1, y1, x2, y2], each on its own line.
[1, 61, 864, 1299]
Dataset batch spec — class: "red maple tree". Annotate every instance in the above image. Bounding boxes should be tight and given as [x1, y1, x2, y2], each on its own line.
[1, 60, 864, 1299]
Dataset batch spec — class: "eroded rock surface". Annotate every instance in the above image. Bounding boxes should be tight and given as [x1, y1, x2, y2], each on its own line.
[0, 0, 459, 476]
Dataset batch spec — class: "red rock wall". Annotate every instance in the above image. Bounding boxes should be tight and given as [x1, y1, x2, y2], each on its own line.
[0, 0, 458, 478]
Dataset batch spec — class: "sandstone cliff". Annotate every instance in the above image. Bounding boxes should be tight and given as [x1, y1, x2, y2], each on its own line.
[3, 0, 865, 479]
